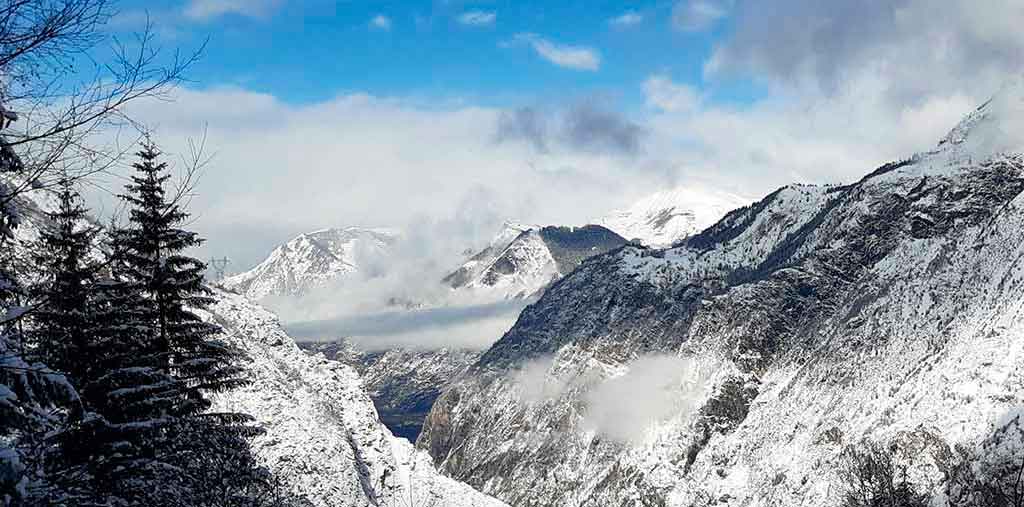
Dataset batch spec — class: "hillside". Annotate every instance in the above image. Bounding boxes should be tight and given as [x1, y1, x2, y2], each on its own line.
[418, 84, 1024, 506]
[205, 290, 506, 507]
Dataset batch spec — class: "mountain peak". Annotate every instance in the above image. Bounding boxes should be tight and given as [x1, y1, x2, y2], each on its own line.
[223, 226, 397, 300]
[938, 78, 1024, 157]
[598, 185, 752, 247]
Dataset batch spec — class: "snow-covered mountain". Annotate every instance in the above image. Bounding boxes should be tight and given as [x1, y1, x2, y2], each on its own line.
[597, 185, 751, 247]
[222, 227, 397, 301]
[226, 184, 743, 306]
[441, 221, 535, 291]
[205, 290, 506, 507]
[443, 224, 627, 299]
[418, 84, 1024, 506]
[300, 338, 481, 442]
[3, 181, 504, 507]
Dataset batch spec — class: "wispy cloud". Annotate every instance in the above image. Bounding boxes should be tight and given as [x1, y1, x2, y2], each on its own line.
[609, 11, 643, 28]
[513, 33, 601, 71]
[672, 0, 730, 32]
[183, 0, 282, 21]
[643, 75, 701, 113]
[457, 10, 496, 27]
[370, 14, 392, 31]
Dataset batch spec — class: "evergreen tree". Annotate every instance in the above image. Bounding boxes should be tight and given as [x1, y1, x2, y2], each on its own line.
[23, 180, 180, 505]
[29, 180, 102, 384]
[110, 139, 262, 504]
[0, 158, 82, 506]
[112, 141, 248, 415]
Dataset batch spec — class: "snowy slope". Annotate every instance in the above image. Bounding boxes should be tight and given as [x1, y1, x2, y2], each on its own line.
[300, 338, 481, 441]
[222, 227, 397, 301]
[205, 290, 506, 507]
[419, 83, 1024, 507]
[597, 185, 752, 247]
[442, 221, 535, 290]
[444, 224, 626, 299]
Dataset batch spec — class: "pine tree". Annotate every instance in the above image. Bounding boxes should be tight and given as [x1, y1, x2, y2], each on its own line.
[22, 180, 180, 505]
[110, 139, 262, 504]
[112, 141, 248, 414]
[28, 180, 102, 384]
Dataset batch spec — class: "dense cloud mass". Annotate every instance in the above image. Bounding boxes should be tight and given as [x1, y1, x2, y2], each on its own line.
[284, 301, 525, 351]
[705, 0, 1024, 104]
[495, 102, 646, 156]
[93, 89, 667, 271]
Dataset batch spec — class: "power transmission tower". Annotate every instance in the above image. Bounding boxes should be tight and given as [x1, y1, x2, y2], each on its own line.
[209, 256, 231, 281]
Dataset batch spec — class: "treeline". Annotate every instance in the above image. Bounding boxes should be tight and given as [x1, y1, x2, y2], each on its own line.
[0, 2, 306, 504]
[841, 439, 1024, 507]
[1, 141, 304, 506]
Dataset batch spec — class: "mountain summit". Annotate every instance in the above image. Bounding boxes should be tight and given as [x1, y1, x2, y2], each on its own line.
[223, 227, 397, 300]
[597, 185, 751, 247]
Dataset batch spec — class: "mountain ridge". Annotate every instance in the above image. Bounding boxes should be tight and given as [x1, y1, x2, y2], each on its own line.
[416, 86, 1024, 506]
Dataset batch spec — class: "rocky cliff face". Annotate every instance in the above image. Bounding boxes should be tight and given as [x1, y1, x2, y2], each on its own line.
[204, 290, 506, 507]
[418, 86, 1024, 506]
[300, 338, 480, 442]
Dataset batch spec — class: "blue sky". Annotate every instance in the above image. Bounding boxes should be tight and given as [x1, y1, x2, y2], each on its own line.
[112, 0, 758, 109]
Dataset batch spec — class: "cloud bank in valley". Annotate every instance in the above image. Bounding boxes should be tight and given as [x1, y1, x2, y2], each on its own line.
[510, 354, 719, 444]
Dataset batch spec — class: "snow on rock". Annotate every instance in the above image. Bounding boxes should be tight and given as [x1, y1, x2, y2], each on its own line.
[222, 227, 397, 301]
[300, 338, 481, 442]
[597, 185, 752, 248]
[205, 289, 506, 507]
[442, 221, 536, 291]
[444, 224, 627, 300]
[419, 89, 1024, 506]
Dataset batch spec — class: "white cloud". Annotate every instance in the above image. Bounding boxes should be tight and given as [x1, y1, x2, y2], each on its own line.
[583, 355, 715, 443]
[184, 0, 282, 21]
[643, 81, 975, 189]
[672, 0, 729, 32]
[703, 0, 1024, 104]
[370, 14, 392, 30]
[457, 10, 496, 27]
[512, 356, 573, 404]
[643, 75, 701, 113]
[89, 87, 670, 274]
[609, 11, 643, 28]
[514, 33, 601, 71]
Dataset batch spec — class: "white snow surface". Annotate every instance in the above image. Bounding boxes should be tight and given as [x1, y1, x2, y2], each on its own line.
[205, 289, 507, 507]
[457, 228, 560, 299]
[419, 84, 1024, 507]
[598, 185, 752, 247]
[222, 227, 397, 301]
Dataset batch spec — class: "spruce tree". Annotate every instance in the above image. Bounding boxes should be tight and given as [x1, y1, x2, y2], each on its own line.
[112, 141, 248, 414]
[24, 180, 180, 505]
[29, 180, 102, 384]
[0, 159, 82, 505]
[111, 139, 260, 504]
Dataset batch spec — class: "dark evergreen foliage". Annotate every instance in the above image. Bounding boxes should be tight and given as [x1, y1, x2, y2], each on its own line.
[111, 141, 248, 417]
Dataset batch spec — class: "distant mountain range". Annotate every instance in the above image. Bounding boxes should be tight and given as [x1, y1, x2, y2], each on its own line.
[223, 187, 747, 303]
[442, 223, 627, 299]
[418, 81, 1024, 506]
